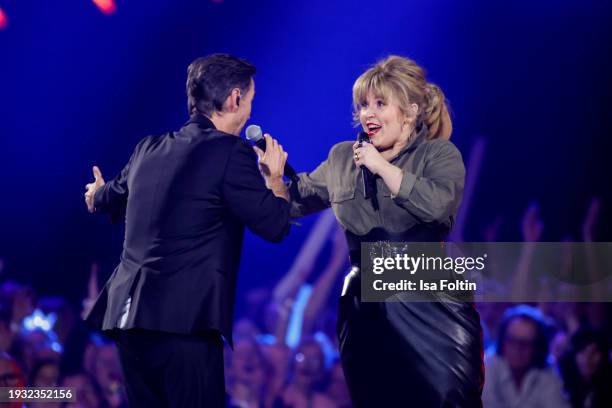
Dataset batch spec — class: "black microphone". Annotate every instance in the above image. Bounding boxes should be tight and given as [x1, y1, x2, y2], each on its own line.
[245, 124, 299, 184]
[358, 131, 373, 199]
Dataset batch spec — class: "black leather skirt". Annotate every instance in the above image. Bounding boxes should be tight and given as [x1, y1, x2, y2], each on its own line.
[337, 228, 484, 407]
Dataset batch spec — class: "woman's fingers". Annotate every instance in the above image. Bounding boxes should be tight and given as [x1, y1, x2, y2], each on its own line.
[353, 146, 366, 167]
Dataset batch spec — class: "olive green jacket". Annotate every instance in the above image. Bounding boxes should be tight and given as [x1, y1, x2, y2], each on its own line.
[290, 126, 465, 236]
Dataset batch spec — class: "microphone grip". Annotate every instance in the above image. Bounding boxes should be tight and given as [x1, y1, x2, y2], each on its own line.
[357, 131, 373, 199]
[254, 139, 299, 184]
[284, 163, 300, 184]
[361, 168, 371, 199]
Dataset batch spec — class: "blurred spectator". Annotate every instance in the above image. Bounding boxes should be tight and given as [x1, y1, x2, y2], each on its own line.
[59, 320, 95, 382]
[233, 317, 264, 339]
[541, 302, 581, 336]
[242, 287, 274, 334]
[478, 302, 509, 352]
[11, 326, 61, 375]
[38, 296, 77, 346]
[0, 302, 15, 352]
[60, 372, 107, 408]
[226, 337, 268, 408]
[550, 329, 570, 365]
[0, 281, 35, 332]
[83, 337, 126, 408]
[274, 337, 336, 408]
[559, 328, 612, 408]
[324, 359, 351, 408]
[28, 358, 61, 408]
[28, 358, 60, 387]
[0, 351, 25, 387]
[483, 305, 570, 408]
[0, 352, 26, 408]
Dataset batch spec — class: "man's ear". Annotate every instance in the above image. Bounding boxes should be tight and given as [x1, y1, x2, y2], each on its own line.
[224, 88, 242, 112]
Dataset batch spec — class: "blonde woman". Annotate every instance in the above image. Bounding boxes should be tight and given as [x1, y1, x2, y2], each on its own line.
[290, 56, 484, 407]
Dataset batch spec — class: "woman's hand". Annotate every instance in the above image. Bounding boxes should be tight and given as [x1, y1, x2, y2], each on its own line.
[353, 141, 387, 174]
[354, 141, 404, 196]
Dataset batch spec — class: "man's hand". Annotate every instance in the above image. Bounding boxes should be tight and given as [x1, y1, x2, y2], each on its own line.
[253, 134, 290, 201]
[253, 134, 288, 180]
[85, 166, 105, 213]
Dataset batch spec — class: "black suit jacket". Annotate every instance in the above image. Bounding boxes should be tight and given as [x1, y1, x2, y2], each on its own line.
[85, 115, 290, 345]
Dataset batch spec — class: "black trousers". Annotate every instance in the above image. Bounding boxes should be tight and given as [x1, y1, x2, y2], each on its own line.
[114, 329, 225, 408]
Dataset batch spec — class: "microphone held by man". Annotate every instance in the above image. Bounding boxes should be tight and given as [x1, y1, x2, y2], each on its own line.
[246, 124, 299, 185]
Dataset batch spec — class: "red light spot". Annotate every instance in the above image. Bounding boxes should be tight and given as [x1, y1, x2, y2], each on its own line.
[92, 0, 117, 15]
[0, 8, 8, 30]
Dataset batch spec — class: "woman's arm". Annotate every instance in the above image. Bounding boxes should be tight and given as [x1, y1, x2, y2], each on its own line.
[355, 140, 465, 223]
[290, 148, 337, 218]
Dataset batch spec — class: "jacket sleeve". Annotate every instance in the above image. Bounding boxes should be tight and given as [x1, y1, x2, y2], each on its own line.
[222, 140, 291, 242]
[289, 149, 334, 218]
[391, 140, 465, 223]
[93, 138, 147, 224]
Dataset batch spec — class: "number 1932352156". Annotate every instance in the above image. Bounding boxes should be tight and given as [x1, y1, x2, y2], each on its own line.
[0, 387, 75, 402]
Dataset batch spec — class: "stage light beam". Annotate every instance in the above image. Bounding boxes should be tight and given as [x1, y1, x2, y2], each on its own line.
[0, 7, 8, 30]
[92, 0, 117, 15]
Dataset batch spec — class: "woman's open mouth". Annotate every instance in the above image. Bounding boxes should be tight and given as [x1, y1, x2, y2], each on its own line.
[367, 123, 381, 137]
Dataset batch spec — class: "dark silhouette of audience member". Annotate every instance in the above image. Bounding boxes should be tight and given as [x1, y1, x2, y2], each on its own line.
[559, 328, 612, 408]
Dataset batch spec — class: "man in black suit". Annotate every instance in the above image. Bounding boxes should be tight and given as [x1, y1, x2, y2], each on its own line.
[83, 54, 290, 407]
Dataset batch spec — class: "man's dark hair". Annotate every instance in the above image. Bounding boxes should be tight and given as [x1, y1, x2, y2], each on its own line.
[186, 53, 256, 116]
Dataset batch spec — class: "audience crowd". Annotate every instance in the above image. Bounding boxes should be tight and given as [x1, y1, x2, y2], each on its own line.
[1, 199, 610, 407]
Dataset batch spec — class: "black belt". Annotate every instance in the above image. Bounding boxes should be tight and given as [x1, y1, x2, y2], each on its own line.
[344, 225, 450, 267]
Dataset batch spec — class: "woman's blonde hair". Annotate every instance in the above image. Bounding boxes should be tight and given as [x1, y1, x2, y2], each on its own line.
[352, 55, 452, 140]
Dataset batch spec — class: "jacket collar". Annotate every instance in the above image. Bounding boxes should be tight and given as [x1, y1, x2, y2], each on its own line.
[390, 123, 429, 163]
[185, 113, 217, 131]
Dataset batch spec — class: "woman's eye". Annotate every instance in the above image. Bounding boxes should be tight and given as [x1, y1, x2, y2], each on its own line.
[360, 102, 368, 109]
[376, 100, 385, 108]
